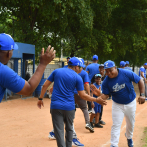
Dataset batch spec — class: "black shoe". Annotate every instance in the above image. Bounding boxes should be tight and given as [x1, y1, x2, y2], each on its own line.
[99, 120, 106, 125]
[90, 122, 94, 128]
[95, 123, 103, 128]
[85, 123, 94, 133]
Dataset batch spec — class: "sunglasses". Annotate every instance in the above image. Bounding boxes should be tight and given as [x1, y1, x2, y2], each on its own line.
[95, 74, 101, 78]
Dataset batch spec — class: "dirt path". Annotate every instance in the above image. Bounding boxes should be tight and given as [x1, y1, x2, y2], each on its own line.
[0, 84, 147, 147]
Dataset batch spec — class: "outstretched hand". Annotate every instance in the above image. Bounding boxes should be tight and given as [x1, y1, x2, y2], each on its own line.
[40, 45, 56, 66]
[37, 100, 44, 109]
[90, 84, 101, 96]
[138, 96, 145, 104]
[96, 97, 107, 106]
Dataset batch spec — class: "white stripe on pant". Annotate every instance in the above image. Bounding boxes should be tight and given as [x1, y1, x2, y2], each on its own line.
[111, 99, 136, 147]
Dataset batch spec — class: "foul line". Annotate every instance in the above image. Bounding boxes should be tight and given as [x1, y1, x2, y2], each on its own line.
[101, 105, 147, 147]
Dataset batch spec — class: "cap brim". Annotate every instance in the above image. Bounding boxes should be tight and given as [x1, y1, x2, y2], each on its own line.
[104, 66, 115, 69]
[13, 43, 18, 50]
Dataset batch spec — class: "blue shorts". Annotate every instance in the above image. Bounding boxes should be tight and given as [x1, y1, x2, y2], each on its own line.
[92, 102, 101, 114]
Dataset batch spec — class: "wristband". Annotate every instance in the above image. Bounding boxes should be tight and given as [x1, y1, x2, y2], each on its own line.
[140, 93, 145, 97]
[38, 98, 43, 100]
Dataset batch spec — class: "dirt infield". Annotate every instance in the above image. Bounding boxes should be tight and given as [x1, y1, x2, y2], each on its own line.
[0, 84, 147, 147]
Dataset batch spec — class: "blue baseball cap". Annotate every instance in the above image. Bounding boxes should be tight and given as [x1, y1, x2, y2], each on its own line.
[77, 58, 86, 68]
[0, 33, 18, 50]
[93, 55, 98, 60]
[104, 60, 115, 69]
[68, 57, 80, 66]
[144, 63, 147, 66]
[126, 61, 129, 64]
[120, 61, 126, 67]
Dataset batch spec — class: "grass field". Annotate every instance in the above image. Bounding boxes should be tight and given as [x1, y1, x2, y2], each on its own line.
[142, 127, 147, 147]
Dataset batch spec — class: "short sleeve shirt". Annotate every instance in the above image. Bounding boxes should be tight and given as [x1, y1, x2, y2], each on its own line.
[0, 62, 25, 102]
[102, 68, 140, 104]
[86, 63, 100, 82]
[47, 68, 84, 110]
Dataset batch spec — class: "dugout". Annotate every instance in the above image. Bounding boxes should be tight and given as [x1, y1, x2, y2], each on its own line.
[4, 42, 35, 101]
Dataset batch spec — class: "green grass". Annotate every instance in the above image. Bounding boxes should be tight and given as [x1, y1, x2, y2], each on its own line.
[142, 127, 147, 147]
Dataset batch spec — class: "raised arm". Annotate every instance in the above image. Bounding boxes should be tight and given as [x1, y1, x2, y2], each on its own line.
[17, 45, 55, 96]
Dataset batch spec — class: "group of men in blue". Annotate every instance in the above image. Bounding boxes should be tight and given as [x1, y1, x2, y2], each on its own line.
[38, 54, 146, 147]
[0, 33, 146, 147]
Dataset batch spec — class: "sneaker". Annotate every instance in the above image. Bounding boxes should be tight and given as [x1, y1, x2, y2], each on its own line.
[48, 131, 56, 139]
[125, 133, 133, 147]
[99, 120, 106, 125]
[90, 122, 94, 128]
[127, 138, 133, 147]
[72, 138, 84, 146]
[88, 109, 92, 114]
[95, 123, 103, 128]
[85, 123, 94, 133]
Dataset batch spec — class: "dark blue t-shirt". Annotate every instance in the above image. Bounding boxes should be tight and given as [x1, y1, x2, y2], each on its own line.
[74, 70, 90, 94]
[0, 62, 25, 102]
[102, 68, 141, 104]
[86, 63, 99, 82]
[47, 68, 84, 110]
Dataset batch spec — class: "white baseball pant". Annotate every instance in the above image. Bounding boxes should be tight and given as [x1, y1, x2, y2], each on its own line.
[110, 99, 136, 147]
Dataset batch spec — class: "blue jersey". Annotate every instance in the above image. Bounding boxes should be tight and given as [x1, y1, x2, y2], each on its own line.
[125, 67, 132, 71]
[102, 68, 140, 104]
[0, 62, 25, 102]
[86, 63, 100, 82]
[47, 68, 84, 111]
[139, 66, 146, 78]
[74, 70, 90, 94]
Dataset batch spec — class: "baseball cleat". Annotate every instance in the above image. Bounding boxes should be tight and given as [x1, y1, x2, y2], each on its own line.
[48, 131, 56, 139]
[72, 138, 84, 146]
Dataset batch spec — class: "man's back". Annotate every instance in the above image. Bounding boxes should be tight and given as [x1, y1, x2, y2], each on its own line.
[47, 68, 84, 110]
[86, 63, 99, 81]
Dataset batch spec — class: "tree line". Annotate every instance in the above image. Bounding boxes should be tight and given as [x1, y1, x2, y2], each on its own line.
[0, 0, 147, 67]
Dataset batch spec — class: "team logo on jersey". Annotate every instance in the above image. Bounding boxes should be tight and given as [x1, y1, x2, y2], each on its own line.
[112, 83, 125, 92]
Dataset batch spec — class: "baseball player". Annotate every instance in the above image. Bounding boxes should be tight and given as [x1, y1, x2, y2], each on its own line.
[91, 60, 145, 147]
[139, 63, 147, 99]
[37, 57, 107, 147]
[63, 57, 71, 68]
[119, 61, 126, 69]
[125, 61, 132, 71]
[86, 55, 100, 112]
[0, 33, 55, 101]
